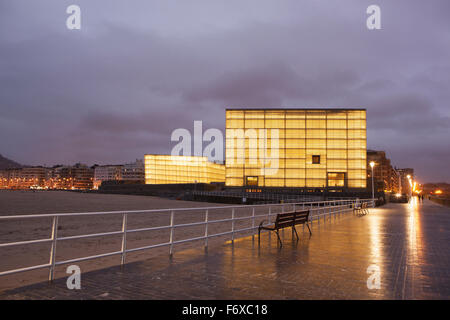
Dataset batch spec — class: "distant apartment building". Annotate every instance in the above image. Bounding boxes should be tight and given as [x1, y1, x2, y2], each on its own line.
[144, 155, 225, 184]
[367, 150, 399, 194]
[122, 159, 144, 182]
[93, 165, 123, 189]
[93, 159, 144, 189]
[0, 167, 47, 189]
[0, 170, 7, 189]
[46, 164, 94, 190]
[397, 168, 414, 195]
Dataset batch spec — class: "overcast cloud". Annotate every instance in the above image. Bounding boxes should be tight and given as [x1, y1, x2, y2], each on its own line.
[0, 0, 449, 182]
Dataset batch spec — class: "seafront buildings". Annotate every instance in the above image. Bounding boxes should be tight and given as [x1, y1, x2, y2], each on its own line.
[122, 159, 145, 182]
[93, 165, 123, 189]
[397, 168, 415, 195]
[0, 167, 47, 189]
[0, 164, 94, 190]
[367, 150, 400, 194]
[93, 159, 144, 189]
[0, 159, 146, 190]
[44, 164, 94, 190]
[0, 108, 416, 196]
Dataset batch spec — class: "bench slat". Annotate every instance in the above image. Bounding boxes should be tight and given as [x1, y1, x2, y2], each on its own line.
[274, 210, 309, 228]
[276, 216, 308, 223]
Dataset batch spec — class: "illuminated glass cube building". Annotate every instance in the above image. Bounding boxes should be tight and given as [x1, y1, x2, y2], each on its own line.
[225, 109, 367, 189]
[144, 155, 225, 184]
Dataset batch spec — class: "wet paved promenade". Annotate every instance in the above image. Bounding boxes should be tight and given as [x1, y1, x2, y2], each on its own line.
[1, 198, 449, 299]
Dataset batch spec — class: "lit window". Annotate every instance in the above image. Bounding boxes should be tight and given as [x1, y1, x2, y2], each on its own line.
[328, 172, 346, 187]
[312, 155, 321, 164]
[246, 176, 258, 186]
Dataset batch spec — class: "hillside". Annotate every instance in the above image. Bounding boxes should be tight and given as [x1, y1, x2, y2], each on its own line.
[0, 154, 22, 169]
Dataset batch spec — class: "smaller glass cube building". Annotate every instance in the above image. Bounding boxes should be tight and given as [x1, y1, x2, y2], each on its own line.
[144, 155, 225, 184]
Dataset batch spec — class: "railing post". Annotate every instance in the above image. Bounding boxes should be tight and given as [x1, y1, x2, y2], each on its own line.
[169, 210, 174, 256]
[48, 216, 59, 282]
[231, 208, 235, 243]
[121, 213, 128, 266]
[318, 204, 320, 225]
[252, 207, 255, 240]
[301, 203, 305, 231]
[204, 209, 209, 249]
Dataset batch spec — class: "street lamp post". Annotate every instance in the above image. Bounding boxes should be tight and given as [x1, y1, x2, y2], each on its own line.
[370, 161, 376, 205]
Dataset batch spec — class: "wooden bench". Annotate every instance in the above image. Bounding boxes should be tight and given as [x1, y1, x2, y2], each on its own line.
[354, 202, 369, 216]
[258, 209, 311, 247]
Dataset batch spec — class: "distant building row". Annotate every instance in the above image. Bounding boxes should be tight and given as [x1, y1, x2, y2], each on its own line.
[0, 160, 144, 190]
[367, 150, 414, 195]
[0, 164, 94, 190]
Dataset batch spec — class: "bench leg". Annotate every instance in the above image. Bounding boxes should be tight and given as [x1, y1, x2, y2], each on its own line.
[306, 223, 312, 236]
[292, 226, 299, 241]
[276, 230, 282, 247]
[258, 227, 261, 246]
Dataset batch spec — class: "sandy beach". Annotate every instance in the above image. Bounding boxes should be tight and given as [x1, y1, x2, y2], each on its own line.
[0, 190, 277, 292]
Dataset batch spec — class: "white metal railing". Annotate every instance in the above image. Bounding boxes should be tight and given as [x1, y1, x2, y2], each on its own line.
[191, 190, 321, 202]
[0, 198, 374, 281]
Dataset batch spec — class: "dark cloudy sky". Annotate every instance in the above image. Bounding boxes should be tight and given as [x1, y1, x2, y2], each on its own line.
[1, 0, 449, 183]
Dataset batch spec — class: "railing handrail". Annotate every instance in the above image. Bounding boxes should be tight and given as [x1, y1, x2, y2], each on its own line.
[0, 198, 374, 220]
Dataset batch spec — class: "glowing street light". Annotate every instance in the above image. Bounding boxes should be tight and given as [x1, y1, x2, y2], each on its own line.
[369, 161, 376, 201]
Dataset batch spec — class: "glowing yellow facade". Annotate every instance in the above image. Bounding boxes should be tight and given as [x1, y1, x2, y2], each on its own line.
[225, 109, 367, 188]
[144, 155, 225, 184]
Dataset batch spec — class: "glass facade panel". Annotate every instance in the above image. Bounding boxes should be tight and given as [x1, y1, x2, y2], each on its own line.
[286, 119, 305, 128]
[285, 129, 305, 138]
[226, 110, 244, 119]
[285, 139, 305, 149]
[285, 110, 306, 119]
[327, 119, 347, 129]
[226, 119, 244, 129]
